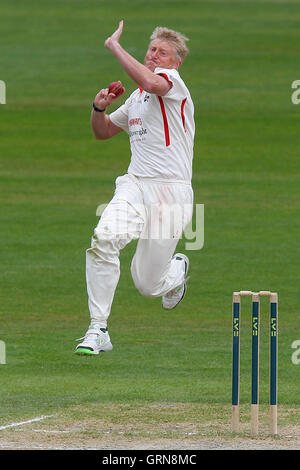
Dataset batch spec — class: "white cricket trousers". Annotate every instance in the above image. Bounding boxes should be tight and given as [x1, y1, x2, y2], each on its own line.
[86, 174, 193, 329]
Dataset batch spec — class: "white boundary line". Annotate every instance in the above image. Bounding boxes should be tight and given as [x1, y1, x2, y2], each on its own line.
[0, 415, 55, 431]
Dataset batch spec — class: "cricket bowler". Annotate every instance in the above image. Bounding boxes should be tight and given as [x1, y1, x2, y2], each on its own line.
[76, 21, 195, 355]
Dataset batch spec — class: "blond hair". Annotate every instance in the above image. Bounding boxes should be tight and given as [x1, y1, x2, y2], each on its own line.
[150, 27, 189, 62]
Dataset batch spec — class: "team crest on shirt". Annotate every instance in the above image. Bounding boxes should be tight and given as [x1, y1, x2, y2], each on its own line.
[144, 94, 150, 102]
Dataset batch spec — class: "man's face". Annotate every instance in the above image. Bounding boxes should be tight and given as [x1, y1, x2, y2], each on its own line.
[144, 39, 181, 72]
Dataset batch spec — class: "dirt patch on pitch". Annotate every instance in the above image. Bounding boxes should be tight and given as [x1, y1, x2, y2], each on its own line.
[0, 403, 299, 450]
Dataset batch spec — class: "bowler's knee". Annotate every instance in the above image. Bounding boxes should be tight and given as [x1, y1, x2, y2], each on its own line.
[87, 228, 120, 260]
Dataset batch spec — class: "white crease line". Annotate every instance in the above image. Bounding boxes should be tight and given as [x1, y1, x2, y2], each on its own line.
[33, 429, 69, 434]
[0, 415, 55, 431]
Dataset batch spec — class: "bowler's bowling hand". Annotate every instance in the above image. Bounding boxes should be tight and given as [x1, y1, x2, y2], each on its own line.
[93, 81, 125, 111]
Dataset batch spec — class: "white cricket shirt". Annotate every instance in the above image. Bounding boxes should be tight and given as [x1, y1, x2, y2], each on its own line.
[109, 67, 195, 183]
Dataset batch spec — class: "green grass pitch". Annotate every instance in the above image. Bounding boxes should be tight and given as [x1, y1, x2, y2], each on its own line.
[0, 0, 299, 441]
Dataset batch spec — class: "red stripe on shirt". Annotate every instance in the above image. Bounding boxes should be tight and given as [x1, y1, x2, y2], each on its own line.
[181, 98, 187, 131]
[158, 96, 170, 147]
[156, 73, 173, 89]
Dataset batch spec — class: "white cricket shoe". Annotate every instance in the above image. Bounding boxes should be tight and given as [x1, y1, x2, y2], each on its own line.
[162, 253, 190, 310]
[75, 324, 113, 356]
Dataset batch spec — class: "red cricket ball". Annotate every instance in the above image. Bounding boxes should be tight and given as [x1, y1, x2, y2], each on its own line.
[108, 81, 124, 97]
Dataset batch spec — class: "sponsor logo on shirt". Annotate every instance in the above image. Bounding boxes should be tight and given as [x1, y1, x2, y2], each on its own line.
[129, 117, 147, 141]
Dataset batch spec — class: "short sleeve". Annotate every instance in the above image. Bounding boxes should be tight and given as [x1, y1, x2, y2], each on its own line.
[109, 99, 130, 134]
[155, 68, 187, 101]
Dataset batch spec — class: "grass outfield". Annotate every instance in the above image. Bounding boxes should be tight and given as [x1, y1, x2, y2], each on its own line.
[0, 0, 300, 445]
